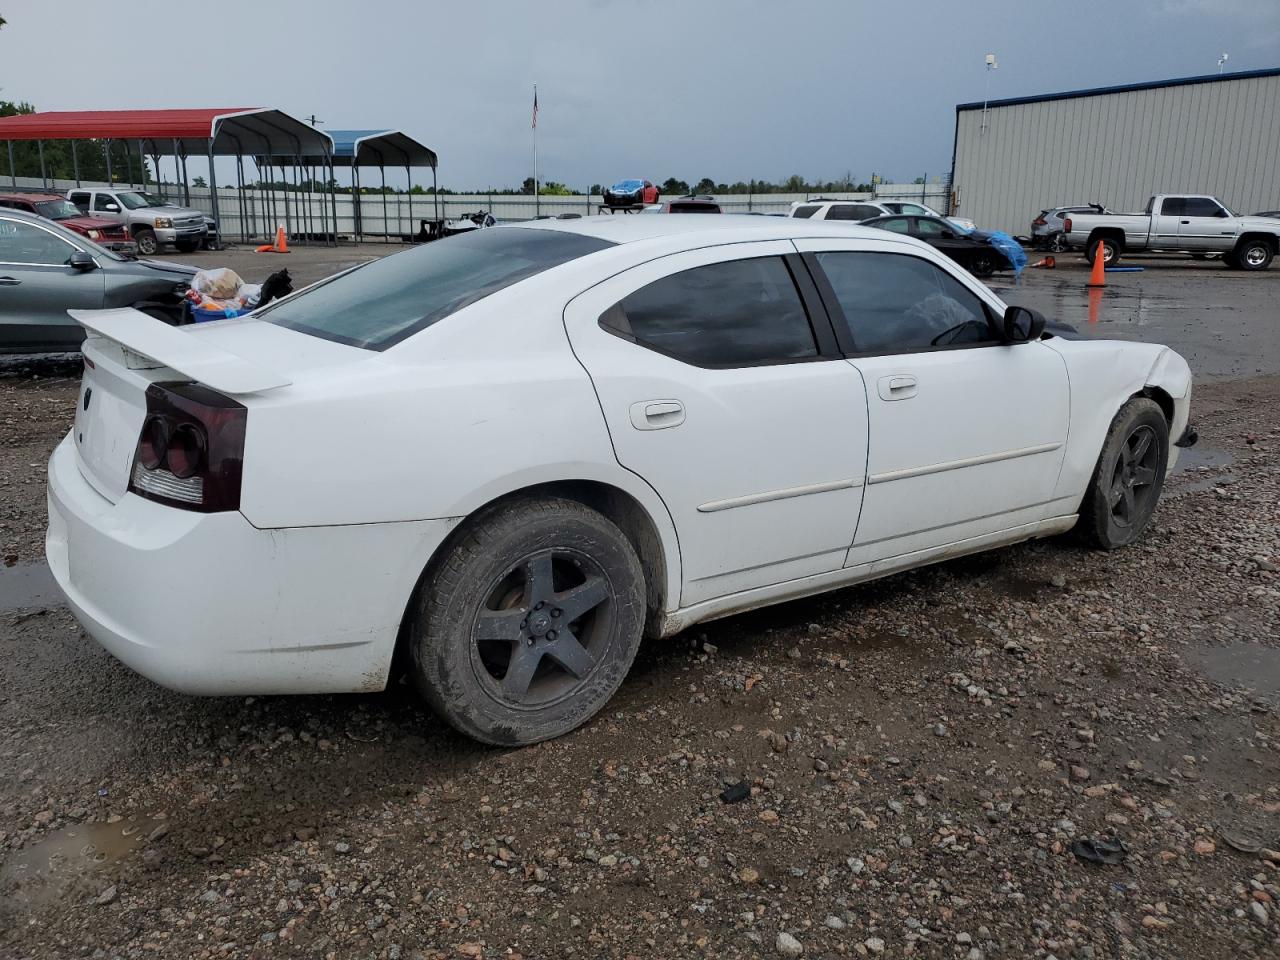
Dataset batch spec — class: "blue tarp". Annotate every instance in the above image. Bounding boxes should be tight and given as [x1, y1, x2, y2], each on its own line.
[986, 230, 1028, 276]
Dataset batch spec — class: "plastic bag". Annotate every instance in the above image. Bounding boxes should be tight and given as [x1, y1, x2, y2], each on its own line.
[191, 268, 243, 300]
[240, 283, 263, 309]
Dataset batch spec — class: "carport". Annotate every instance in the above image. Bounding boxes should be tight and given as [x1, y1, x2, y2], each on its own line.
[325, 129, 439, 242]
[0, 107, 338, 245]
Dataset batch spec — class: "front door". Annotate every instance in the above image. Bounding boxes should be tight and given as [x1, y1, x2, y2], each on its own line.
[1177, 196, 1237, 251]
[795, 238, 1071, 564]
[563, 241, 869, 606]
[0, 216, 104, 351]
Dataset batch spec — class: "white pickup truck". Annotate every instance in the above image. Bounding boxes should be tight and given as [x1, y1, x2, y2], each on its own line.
[1064, 194, 1280, 271]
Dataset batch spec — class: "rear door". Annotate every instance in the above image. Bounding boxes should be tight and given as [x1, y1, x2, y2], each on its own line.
[795, 237, 1070, 562]
[0, 216, 105, 351]
[1153, 197, 1185, 247]
[563, 241, 869, 606]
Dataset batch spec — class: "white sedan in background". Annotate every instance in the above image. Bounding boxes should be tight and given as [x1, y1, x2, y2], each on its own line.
[47, 216, 1194, 745]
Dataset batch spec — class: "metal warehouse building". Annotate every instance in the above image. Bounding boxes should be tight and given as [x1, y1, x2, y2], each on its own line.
[950, 67, 1280, 235]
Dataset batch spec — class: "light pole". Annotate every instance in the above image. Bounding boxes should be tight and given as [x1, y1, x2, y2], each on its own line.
[981, 53, 999, 135]
[1217, 52, 1229, 74]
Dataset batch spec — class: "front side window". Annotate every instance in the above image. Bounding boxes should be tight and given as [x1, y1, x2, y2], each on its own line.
[600, 256, 818, 367]
[1183, 197, 1223, 217]
[0, 218, 78, 265]
[93, 193, 120, 212]
[815, 251, 995, 353]
[261, 227, 614, 350]
[914, 218, 950, 236]
[792, 204, 820, 219]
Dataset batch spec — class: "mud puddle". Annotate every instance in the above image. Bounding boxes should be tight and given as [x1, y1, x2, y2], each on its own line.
[0, 816, 163, 912]
[1183, 642, 1280, 704]
[0, 562, 61, 612]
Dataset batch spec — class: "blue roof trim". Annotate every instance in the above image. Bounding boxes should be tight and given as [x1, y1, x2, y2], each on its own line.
[326, 128, 394, 159]
[956, 65, 1280, 111]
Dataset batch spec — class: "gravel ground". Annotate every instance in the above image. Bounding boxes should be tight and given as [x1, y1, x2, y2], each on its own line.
[2, 269, 1279, 959]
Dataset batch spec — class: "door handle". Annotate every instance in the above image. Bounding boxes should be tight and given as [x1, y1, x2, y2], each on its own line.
[1180, 220, 1191, 225]
[630, 399, 685, 430]
[877, 374, 918, 401]
[0, 277, 20, 286]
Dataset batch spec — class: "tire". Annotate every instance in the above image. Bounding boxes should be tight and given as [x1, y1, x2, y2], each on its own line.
[1084, 236, 1121, 266]
[408, 496, 646, 745]
[1048, 232, 1068, 253]
[969, 252, 996, 277]
[1078, 398, 1169, 550]
[1223, 250, 1241, 269]
[133, 228, 158, 256]
[175, 238, 200, 254]
[1235, 238, 1274, 271]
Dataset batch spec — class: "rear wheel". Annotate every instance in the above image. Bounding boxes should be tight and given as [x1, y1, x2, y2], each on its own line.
[1079, 398, 1168, 550]
[133, 228, 158, 256]
[1048, 232, 1069, 253]
[1084, 236, 1121, 266]
[1235, 238, 1274, 271]
[408, 497, 646, 745]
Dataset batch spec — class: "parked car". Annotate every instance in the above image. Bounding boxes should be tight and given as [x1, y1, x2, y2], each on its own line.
[792, 199, 977, 232]
[202, 215, 220, 250]
[0, 192, 136, 253]
[861, 214, 1013, 277]
[879, 200, 977, 232]
[603, 179, 659, 209]
[1063, 194, 1280, 269]
[1031, 204, 1110, 252]
[0, 208, 195, 353]
[48, 215, 1194, 745]
[640, 195, 722, 213]
[67, 188, 206, 256]
[789, 198, 893, 221]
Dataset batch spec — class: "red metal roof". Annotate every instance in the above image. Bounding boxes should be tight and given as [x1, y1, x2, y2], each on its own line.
[0, 108, 260, 141]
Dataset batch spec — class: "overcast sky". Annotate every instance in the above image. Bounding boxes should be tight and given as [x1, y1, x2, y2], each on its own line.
[2, 0, 1278, 190]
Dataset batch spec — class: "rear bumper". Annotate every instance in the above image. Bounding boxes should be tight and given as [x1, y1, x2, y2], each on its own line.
[46, 435, 456, 695]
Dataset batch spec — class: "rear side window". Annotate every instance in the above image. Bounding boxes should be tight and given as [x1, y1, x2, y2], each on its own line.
[260, 227, 614, 350]
[826, 204, 878, 221]
[69, 192, 90, 211]
[600, 256, 818, 367]
[792, 205, 820, 219]
[1160, 197, 1186, 217]
[815, 251, 995, 353]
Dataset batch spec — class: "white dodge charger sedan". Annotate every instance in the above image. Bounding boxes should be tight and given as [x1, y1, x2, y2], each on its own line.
[47, 216, 1194, 744]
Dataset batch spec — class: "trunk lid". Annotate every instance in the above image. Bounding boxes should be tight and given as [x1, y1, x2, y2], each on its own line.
[69, 309, 374, 503]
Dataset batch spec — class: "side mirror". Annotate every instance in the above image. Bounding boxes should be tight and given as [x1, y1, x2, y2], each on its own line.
[103, 203, 120, 212]
[68, 250, 97, 272]
[1002, 305, 1046, 343]
[941, 229, 956, 239]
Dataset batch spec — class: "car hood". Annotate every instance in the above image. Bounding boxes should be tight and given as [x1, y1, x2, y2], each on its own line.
[57, 214, 124, 232]
[116, 258, 199, 280]
[1237, 215, 1280, 230]
[146, 204, 205, 219]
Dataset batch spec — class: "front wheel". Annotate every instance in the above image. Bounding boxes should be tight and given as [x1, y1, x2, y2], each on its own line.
[408, 497, 646, 745]
[1079, 398, 1168, 550]
[133, 228, 158, 256]
[1235, 238, 1274, 271]
[969, 252, 996, 277]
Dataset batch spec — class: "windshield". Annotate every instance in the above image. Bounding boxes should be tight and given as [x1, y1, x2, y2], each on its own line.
[611, 180, 643, 191]
[138, 192, 172, 208]
[34, 199, 85, 221]
[115, 192, 151, 210]
[260, 227, 615, 350]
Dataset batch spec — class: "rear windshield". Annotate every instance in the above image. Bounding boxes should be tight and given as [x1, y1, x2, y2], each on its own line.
[259, 227, 615, 350]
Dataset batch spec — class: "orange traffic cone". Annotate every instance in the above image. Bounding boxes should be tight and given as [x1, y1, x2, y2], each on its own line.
[275, 225, 289, 254]
[1087, 240, 1106, 287]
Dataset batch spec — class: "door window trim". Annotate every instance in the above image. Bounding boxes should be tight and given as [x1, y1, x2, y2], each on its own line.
[0, 215, 92, 268]
[597, 252, 843, 370]
[799, 249, 1005, 359]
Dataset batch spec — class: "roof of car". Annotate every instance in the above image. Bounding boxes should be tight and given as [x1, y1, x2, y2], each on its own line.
[507, 213, 890, 244]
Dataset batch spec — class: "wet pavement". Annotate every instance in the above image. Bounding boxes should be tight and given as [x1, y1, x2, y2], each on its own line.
[991, 255, 1280, 380]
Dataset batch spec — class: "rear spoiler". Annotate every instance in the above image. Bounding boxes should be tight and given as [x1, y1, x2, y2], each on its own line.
[70, 308, 291, 396]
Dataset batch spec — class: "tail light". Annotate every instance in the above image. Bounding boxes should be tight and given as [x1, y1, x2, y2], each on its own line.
[1032, 216, 1047, 226]
[1064, 218, 1073, 232]
[128, 382, 246, 512]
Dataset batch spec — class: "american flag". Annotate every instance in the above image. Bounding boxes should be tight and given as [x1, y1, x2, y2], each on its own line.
[532, 86, 538, 129]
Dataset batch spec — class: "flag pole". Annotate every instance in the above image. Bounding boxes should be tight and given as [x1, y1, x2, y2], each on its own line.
[532, 82, 539, 218]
